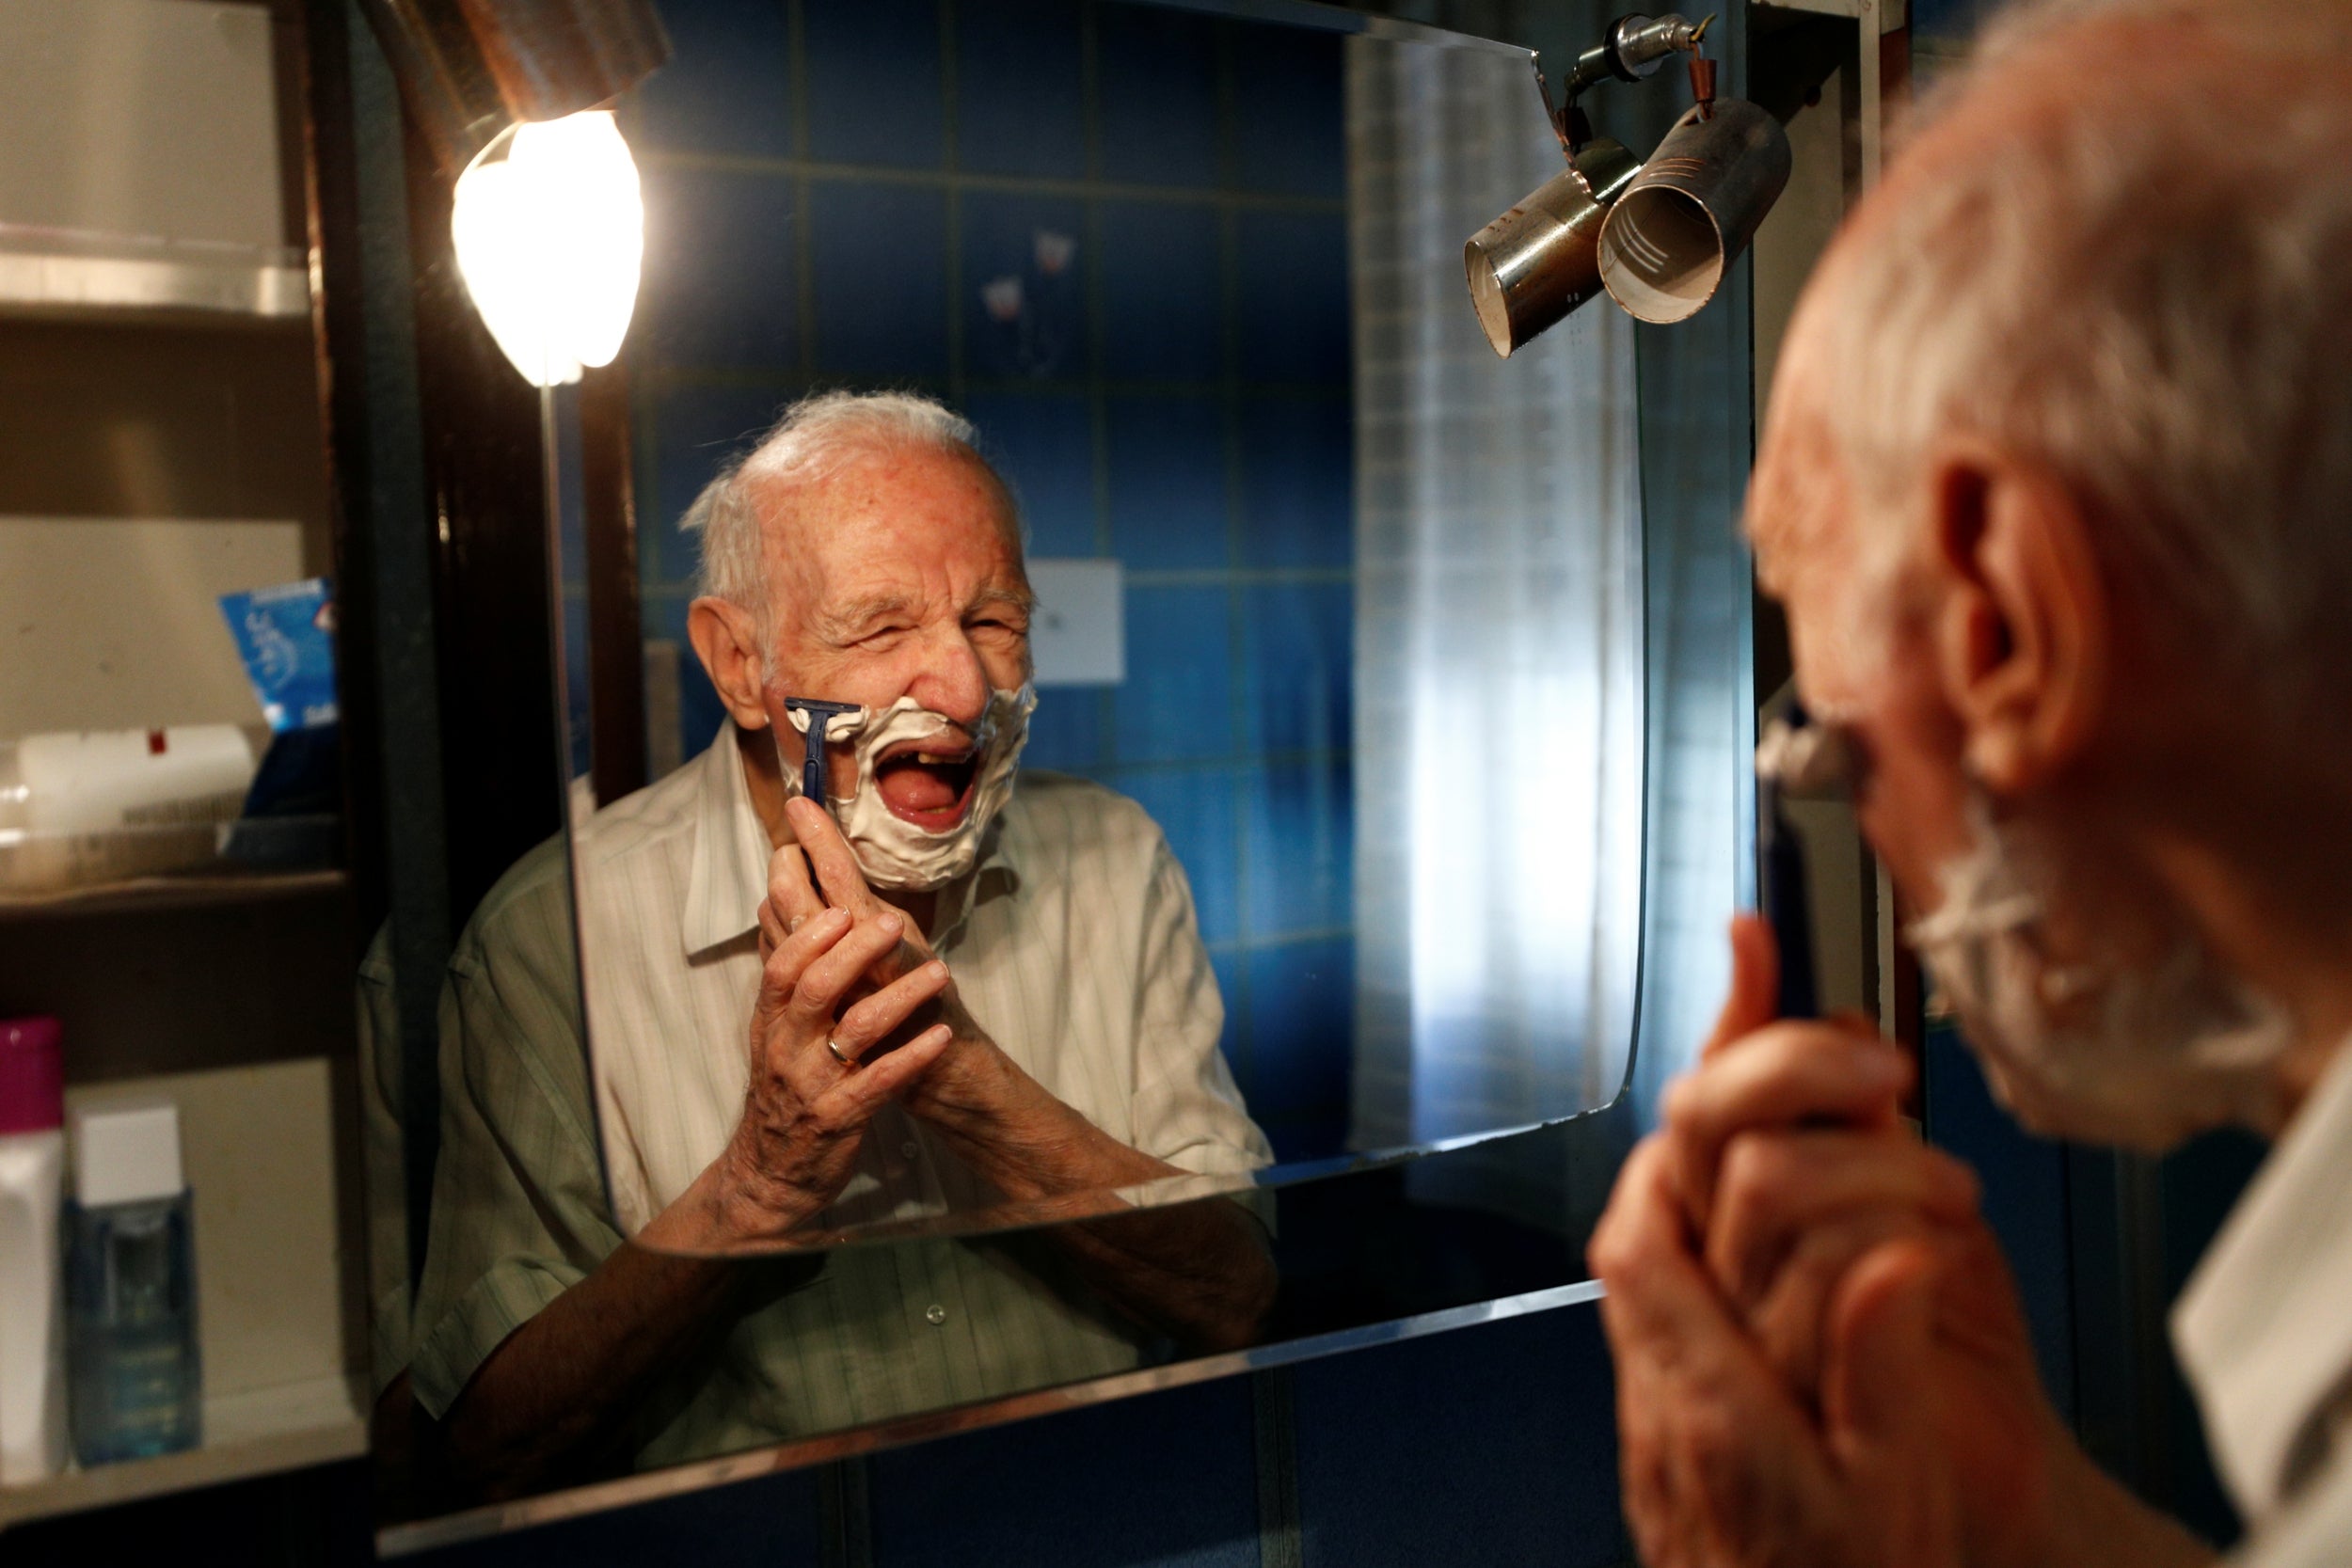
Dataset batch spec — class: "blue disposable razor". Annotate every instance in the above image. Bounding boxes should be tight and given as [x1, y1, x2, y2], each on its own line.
[782, 697, 864, 804]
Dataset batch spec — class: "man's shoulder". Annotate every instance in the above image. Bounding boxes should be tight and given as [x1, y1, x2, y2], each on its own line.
[455, 755, 710, 968]
[1005, 770, 1169, 863]
[572, 748, 711, 873]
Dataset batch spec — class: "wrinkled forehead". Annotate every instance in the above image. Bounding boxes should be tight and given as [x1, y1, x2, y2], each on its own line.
[762, 446, 1024, 598]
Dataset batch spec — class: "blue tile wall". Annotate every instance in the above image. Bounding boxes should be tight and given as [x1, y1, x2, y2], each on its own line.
[628, 0, 1357, 1174]
[958, 189, 1090, 381]
[1241, 581, 1350, 754]
[633, 0, 795, 158]
[1232, 25, 1345, 198]
[808, 182, 952, 378]
[1106, 394, 1228, 567]
[1235, 210, 1350, 383]
[1242, 758, 1351, 939]
[640, 166, 801, 370]
[962, 389, 1097, 556]
[1022, 684, 1107, 776]
[955, 0, 1088, 179]
[1119, 763, 1245, 945]
[1239, 399, 1351, 567]
[1096, 6, 1222, 187]
[1244, 935, 1352, 1153]
[803, 0, 946, 168]
[1115, 585, 1238, 763]
[1100, 199, 1224, 379]
[646, 381, 793, 584]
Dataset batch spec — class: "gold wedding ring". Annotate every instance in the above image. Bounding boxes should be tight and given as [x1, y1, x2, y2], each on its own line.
[824, 1036, 855, 1068]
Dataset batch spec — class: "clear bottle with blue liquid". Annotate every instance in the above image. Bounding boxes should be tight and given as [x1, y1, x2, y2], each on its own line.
[65, 1099, 200, 1465]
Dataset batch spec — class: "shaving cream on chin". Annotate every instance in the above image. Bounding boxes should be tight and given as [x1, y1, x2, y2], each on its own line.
[1903, 792, 2293, 1147]
[778, 685, 1036, 892]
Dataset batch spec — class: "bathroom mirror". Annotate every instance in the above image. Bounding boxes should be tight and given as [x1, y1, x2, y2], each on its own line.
[356, 0, 1756, 1546]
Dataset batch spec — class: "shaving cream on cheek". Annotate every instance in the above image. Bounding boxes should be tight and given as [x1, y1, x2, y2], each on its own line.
[1903, 792, 2293, 1145]
[776, 685, 1036, 891]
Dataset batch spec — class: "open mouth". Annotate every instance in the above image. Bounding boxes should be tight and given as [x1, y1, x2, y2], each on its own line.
[873, 741, 981, 831]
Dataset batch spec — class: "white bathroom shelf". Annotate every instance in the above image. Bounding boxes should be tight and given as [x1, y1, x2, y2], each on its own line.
[0, 1374, 367, 1529]
[0, 227, 309, 325]
[0, 866, 348, 924]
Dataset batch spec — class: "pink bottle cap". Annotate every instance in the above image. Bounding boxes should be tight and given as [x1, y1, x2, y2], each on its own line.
[0, 1016, 64, 1134]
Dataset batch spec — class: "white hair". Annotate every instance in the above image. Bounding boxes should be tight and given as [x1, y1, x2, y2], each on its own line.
[679, 388, 1019, 633]
[1807, 0, 2352, 729]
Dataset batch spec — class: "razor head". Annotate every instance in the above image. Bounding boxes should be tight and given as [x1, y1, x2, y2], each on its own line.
[781, 697, 866, 803]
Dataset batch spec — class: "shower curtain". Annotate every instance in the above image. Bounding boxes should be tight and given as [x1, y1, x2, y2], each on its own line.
[1345, 36, 1647, 1167]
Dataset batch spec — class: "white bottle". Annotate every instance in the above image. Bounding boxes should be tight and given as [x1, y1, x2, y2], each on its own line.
[0, 725, 258, 894]
[0, 1016, 68, 1485]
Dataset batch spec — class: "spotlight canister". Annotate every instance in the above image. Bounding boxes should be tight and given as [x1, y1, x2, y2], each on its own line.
[1465, 138, 1644, 357]
[1597, 98, 1791, 325]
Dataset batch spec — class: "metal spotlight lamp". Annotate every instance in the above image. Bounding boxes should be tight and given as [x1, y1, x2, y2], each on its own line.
[1465, 13, 1790, 355]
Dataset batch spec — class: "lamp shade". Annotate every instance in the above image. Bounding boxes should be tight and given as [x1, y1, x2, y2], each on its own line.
[450, 110, 644, 387]
[359, 0, 670, 176]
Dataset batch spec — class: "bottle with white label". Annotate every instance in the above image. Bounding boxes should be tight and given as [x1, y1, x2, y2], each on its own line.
[0, 725, 258, 894]
[65, 1099, 201, 1465]
[0, 1017, 68, 1485]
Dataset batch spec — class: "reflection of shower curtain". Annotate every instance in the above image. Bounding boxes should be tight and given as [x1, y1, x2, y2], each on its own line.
[1346, 39, 1646, 1161]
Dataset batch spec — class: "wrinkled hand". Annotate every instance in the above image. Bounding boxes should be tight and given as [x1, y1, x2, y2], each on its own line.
[1591, 915, 2058, 1568]
[1595, 1131, 1963, 1567]
[695, 900, 955, 1243]
[760, 797, 1012, 1124]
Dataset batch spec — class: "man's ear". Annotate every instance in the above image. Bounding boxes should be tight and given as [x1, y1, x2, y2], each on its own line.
[687, 596, 772, 731]
[1926, 440, 2109, 793]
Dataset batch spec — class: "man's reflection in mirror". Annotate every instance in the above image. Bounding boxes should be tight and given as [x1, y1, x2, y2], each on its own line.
[409, 392, 1275, 1497]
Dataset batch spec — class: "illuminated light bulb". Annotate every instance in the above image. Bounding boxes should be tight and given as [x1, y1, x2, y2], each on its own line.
[451, 109, 644, 388]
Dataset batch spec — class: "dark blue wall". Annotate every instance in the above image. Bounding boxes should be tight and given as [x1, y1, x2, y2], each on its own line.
[624, 0, 1356, 1161]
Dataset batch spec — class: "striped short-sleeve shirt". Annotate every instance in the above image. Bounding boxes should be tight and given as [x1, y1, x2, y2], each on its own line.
[407, 723, 1272, 1465]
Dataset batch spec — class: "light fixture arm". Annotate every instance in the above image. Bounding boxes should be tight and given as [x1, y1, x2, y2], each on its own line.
[1537, 11, 1715, 152]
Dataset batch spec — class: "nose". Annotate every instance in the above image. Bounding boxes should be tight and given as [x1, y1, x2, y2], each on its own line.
[907, 625, 989, 729]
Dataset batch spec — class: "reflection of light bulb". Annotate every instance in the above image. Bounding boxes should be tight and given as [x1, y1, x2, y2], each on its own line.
[451, 110, 644, 387]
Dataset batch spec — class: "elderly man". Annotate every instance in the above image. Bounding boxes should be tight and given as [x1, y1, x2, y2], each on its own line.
[410, 391, 1274, 1497]
[1591, 1, 2352, 1564]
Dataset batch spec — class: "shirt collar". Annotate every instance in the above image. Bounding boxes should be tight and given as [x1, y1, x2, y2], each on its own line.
[679, 722, 1026, 958]
[680, 723, 776, 958]
[2171, 1037, 2352, 1518]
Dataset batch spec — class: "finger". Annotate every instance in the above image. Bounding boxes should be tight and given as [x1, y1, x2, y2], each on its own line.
[784, 796, 882, 916]
[788, 911, 906, 1022]
[822, 1022, 953, 1120]
[1702, 913, 1782, 1059]
[1745, 1210, 1942, 1400]
[1661, 1022, 1913, 1223]
[827, 959, 953, 1061]
[1822, 1239, 1947, 1497]
[1708, 1129, 1981, 1307]
[757, 896, 791, 961]
[766, 839, 828, 928]
[755, 906, 851, 1014]
[1590, 1139, 1842, 1543]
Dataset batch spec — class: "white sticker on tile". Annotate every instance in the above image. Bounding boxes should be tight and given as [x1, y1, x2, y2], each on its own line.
[1027, 558, 1124, 687]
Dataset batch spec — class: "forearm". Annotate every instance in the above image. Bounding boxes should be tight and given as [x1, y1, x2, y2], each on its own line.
[437, 1239, 744, 1499]
[920, 1053, 1275, 1348]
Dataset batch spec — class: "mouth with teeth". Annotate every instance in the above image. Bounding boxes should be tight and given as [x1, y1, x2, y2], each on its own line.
[870, 739, 982, 831]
